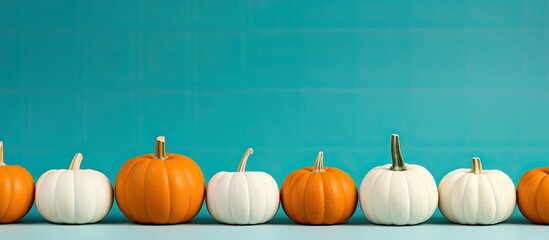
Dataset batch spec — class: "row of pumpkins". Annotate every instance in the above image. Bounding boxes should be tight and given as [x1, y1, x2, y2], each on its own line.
[1, 135, 548, 225]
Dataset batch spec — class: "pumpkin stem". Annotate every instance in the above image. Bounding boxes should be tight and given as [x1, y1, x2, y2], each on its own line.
[390, 134, 407, 171]
[154, 136, 168, 160]
[313, 151, 325, 173]
[0, 141, 4, 166]
[470, 157, 483, 174]
[237, 148, 254, 172]
[69, 153, 83, 171]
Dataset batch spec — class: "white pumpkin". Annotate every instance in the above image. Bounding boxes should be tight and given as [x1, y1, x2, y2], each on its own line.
[360, 134, 438, 225]
[206, 148, 279, 224]
[438, 157, 515, 225]
[36, 153, 113, 224]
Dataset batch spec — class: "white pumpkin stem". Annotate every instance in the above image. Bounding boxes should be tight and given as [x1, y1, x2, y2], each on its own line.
[390, 134, 407, 171]
[470, 157, 483, 174]
[69, 153, 84, 170]
[237, 148, 254, 172]
[313, 151, 325, 173]
[0, 141, 4, 166]
[154, 136, 168, 160]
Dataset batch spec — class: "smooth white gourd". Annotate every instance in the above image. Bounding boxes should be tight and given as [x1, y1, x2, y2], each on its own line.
[36, 153, 113, 224]
[360, 134, 438, 225]
[206, 148, 279, 224]
[438, 157, 515, 225]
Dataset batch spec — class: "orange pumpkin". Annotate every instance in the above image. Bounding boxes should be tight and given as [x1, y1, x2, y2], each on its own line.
[0, 141, 35, 223]
[280, 151, 357, 225]
[115, 136, 205, 224]
[517, 167, 549, 224]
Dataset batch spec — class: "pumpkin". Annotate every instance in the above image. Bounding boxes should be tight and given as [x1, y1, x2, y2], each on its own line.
[517, 167, 549, 224]
[0, 141, 34, 223]
[438, 157, 515, 225]
[359, 134, 438, 225]
[280, 151, 357, 225]
[206, 148, 279, 224]
[35, 153, 113, 224]
[115, 136, 205, 224]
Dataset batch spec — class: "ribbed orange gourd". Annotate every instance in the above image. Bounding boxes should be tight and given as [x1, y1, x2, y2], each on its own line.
[115, 136, 205, 224]
[280, 151, 357, 225]
[517, 168, 549, 224]
[0, 141, 35, 223]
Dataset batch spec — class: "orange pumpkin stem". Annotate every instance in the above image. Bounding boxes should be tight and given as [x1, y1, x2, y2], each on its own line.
[0, 141, 4, 166]
[155, 136, 168, 160]
[237, 148, 254, 172]
[470, 157, 483, 174]
[390, 134, 407, 171]
[313, 151, 325, 173]
[69, 153, 84, 170]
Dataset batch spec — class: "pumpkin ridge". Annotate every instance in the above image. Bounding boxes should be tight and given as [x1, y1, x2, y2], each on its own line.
[304, 172, 323, 224]
[536, 174, 549, 223]
[257, 173, 270, 223]
[386, 171, 397, 225]
[16, 167, 33, 222]
[35, 170, 52, 221]
[340, 171, 355, 223]
[117, 158, 144, 222]
[459, 173, 472, 224]
[292, 173, 312, 224]
[388, 170, 396, 225]
[500, 172, 516, 220]
[10, 167, 28, 221]
[483, 173, 499, 224]
[403, 172, 413, 224]
[524, 171, 547, 224]
[475, 174, 483, 224]
[162, 160, 172, 223]
[243, 172, 253, 224]
[206, 173, 219, 223]
[10, 167, 30, 222]
[71, 170, 78, 223]
[168, 158, 192, 221]
[175, 159, 198, 222]
[419, 170, 436, 223]
[3, 167, 20, 222]
[442, 171, 461, 223]
[327, 171, 346, 224]
[0, 167, 13, 221]
[441, 170, 466, 223]
[173, 156, 206, 219]
[139, 159, 154, 223]
[264, 173, 280, 222]
[530, 170, 546, 223]
[120, 158, 146, 222]
[144, 160, 170, 224]
[226, 173, 237, 224]
[407, 169, 430, 223]
[219, 174, 235, 223]
[281, 171, 307, 222]
[174, 158, 195, 223]
[52, 171, 67, 223]
[320, 172, 331, 223]
[165, 160, 187, 224]
[366, 170, 384, 224]
[88, 171, 100, 223]
[412, 166, 438, 223]
[334, 170, 355, 224]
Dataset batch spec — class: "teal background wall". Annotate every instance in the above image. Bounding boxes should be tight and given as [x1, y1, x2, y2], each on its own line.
[1, 0, 549, 221]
